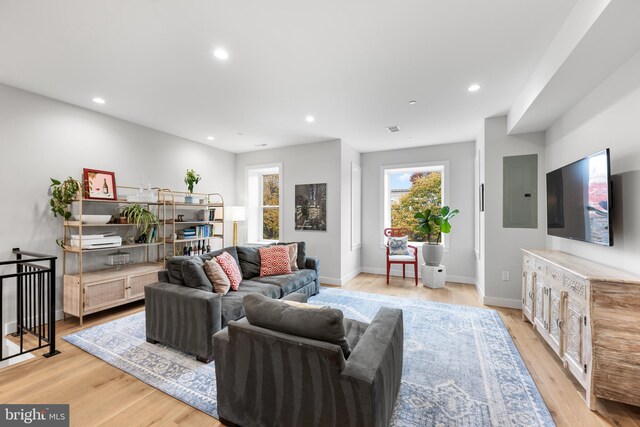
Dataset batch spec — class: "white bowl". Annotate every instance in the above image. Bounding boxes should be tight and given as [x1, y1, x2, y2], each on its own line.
[73, 214, 112, 225]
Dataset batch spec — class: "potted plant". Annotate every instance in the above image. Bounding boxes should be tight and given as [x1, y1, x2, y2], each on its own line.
[49, 177, 81, 247]
[184, 169, 201, 204]
[118, 204, 158, 242]
[414, 205, 459, 266]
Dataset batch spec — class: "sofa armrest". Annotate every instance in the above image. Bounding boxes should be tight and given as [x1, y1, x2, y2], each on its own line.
[342, 307, 403, 427]
[144, 282, 222, 361]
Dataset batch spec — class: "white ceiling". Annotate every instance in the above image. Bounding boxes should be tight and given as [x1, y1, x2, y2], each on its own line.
[0, 0, 577, 153]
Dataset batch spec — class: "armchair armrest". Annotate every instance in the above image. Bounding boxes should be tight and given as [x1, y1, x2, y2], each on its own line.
[342, 307, 403, 426]
[408, 244, 418, 260]
[144, 282, 222, 362]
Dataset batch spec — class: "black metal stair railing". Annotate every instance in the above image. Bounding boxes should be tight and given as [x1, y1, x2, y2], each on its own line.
[0, 248, 60, 362]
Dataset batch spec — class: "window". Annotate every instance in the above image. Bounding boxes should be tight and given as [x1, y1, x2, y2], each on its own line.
[247, 164, 282, 243]
[382, 162, 448, 244]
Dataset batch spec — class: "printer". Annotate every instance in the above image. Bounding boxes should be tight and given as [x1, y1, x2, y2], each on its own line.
[70, 234, 122, 250]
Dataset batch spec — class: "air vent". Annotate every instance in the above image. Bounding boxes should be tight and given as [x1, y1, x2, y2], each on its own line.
[386, 125, 400, 133]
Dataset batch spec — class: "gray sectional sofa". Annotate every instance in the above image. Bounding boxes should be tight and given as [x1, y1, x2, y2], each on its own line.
[144, 243, 319, 362]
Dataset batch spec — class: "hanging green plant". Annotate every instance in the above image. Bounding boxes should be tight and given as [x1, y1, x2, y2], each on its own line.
[49, 177, 81, 248]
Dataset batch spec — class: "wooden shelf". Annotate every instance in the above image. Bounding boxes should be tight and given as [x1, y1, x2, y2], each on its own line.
[64, 262, 163, 281]
[166, 235, 223, 244]
[64, 242, 163, 253]
[167, 202, 224, 208]
[167, 220, 222, 225]
[65, 221, 162, 227]
[71, 198, 164, 205]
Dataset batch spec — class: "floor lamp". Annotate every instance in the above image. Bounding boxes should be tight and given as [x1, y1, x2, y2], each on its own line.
[226, 206, 246, 246]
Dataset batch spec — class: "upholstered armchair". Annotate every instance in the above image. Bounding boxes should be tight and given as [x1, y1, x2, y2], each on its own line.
[384, 228, 418, 285]
[213, 294, 404, 427]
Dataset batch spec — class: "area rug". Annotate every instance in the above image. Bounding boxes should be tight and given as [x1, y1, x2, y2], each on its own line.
[63, 287, 555, 426]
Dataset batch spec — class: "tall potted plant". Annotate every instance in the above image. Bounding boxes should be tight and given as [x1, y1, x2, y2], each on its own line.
[414, 206, 459, 266]
[184, 169, 201, 204]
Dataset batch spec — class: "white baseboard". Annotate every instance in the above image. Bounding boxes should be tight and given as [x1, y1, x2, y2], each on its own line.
[4, 309, 64, 335]
[320, 268, 362, 287]
[483, 296, 522, 309]
[341, 268, 362, 285]
[360, 267, 476, 285]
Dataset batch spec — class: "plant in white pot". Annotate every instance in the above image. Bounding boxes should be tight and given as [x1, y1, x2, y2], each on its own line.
[414, 206, 459, 266]
[184, 169, 201, 204]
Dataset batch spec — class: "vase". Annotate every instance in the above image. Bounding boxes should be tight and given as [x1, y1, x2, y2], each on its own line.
[422, 243, 444, 266]
[185, 195, 196, 204]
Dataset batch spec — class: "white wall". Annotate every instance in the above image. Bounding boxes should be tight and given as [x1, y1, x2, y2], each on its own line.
[545, 51, 640, 274]
[480, 116, 547, 308]
[360, 142, 476, 284]
[235, 140, 343, 283]
[340, 142, 362, 282]
[0, 83, 236, 332]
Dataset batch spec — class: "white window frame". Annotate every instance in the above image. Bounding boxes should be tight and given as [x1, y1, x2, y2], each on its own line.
[246, 163, 283, 244]
[380, 161, 449, 249]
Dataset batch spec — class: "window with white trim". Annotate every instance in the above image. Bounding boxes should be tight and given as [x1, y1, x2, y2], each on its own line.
[247, 164, 282, 243]
[382, 162, 447, 244]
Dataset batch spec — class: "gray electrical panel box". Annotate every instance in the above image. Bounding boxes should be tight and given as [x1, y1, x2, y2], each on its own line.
[503, 154, 538, 228]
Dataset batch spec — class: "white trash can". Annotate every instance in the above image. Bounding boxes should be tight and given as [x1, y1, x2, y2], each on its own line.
[421, 264, 446, 289]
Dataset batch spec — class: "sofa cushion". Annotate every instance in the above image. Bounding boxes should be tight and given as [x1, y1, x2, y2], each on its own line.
[237, 246, 266, 279]
[203, 258, 231, 295]
[220, 280, 281, 327]
[251, 269, 317, 295]
[276, 241, 306, 270]
[243, 293, 351, 358]
[259, 246, 292, 277]
[167, 246, 240, 286]
[216, 251, 242, 291]
[344, 318, 369, 351]
[180, 258, 212, 292]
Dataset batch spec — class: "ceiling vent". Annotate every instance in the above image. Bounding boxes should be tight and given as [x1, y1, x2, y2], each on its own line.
[386, 125, 400, 133]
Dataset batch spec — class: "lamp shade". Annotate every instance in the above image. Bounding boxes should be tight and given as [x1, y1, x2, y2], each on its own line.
[226, 206, 246, 222]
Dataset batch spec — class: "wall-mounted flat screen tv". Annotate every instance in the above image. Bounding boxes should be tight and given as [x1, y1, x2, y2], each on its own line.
[546, 149, 612, 246]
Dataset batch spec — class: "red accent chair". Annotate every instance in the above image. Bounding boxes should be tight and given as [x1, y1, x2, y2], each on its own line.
[384, 228, 418, 286]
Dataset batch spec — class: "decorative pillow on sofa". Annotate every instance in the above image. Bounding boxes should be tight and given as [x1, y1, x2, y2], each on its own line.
[180, 258, 213, 292]
[216, 251, 242, 291]
[276, 241, 306, 270]
[259, 246, 292, 277]
[203, 258, 231, 295]
[283, 243, 299, 271]
[388, 236, 410, 255]
[243, 293, 352, 358]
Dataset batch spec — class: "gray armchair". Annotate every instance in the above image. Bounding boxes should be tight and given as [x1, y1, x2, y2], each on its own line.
[213, 299, 404, 427]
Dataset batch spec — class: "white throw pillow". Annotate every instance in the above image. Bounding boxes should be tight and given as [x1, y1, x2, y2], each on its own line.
[388, 236, 410, 255]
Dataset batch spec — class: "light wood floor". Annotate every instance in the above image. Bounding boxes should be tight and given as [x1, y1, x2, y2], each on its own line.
[1, 273, 639, 427]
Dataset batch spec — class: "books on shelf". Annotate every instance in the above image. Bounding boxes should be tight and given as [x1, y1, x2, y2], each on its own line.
[177, 224, 214, 240]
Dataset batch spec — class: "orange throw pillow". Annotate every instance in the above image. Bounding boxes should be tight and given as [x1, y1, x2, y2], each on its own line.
[216, 251, 242, 290]
[259, 246, 292, 277]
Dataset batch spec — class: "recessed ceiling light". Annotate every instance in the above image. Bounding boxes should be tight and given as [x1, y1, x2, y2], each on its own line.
[213, 48, 229, 60]
[92, 97, 106, 104]
[207, 136, 215, 141]
[305, 115, 315, 123]
[408, 100, 417, 105]
[468, 84, 481, 92]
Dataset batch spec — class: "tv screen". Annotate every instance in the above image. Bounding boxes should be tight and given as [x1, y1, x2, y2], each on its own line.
[546, 149, 612, 246]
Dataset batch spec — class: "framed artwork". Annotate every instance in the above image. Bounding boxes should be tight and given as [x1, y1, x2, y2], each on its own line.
[295, 183, 327, 231]
[84, 168, 117, 200]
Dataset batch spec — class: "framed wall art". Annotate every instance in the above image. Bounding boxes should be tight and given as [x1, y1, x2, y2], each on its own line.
[84, 168, 117, 200]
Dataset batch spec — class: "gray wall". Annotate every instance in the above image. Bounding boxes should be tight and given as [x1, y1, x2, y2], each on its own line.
[480, 116, 546, 308]
[235, 140, 344, 283]
[545, 51, 640, 274]
[360, 142, 476, 283]
[0, 83, 236, 332]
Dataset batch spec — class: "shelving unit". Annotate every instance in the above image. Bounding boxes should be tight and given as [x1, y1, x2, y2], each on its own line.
[61, 184, 224, 325]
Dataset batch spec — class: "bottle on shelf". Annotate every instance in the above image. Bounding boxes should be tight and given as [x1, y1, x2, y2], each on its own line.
[206, 242, 211, 253]
[182, 246, 188, 256]
[188, 245, 193, 257]
[196, 241, 201, 256]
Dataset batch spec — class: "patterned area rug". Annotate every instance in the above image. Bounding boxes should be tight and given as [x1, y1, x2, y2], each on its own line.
[63, 287, 555, 426]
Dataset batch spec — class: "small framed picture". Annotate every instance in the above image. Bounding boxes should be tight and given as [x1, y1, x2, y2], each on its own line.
[84, 168, 117, 200]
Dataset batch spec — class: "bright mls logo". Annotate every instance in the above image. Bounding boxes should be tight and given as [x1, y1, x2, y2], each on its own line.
[1, 405, 69, 426]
